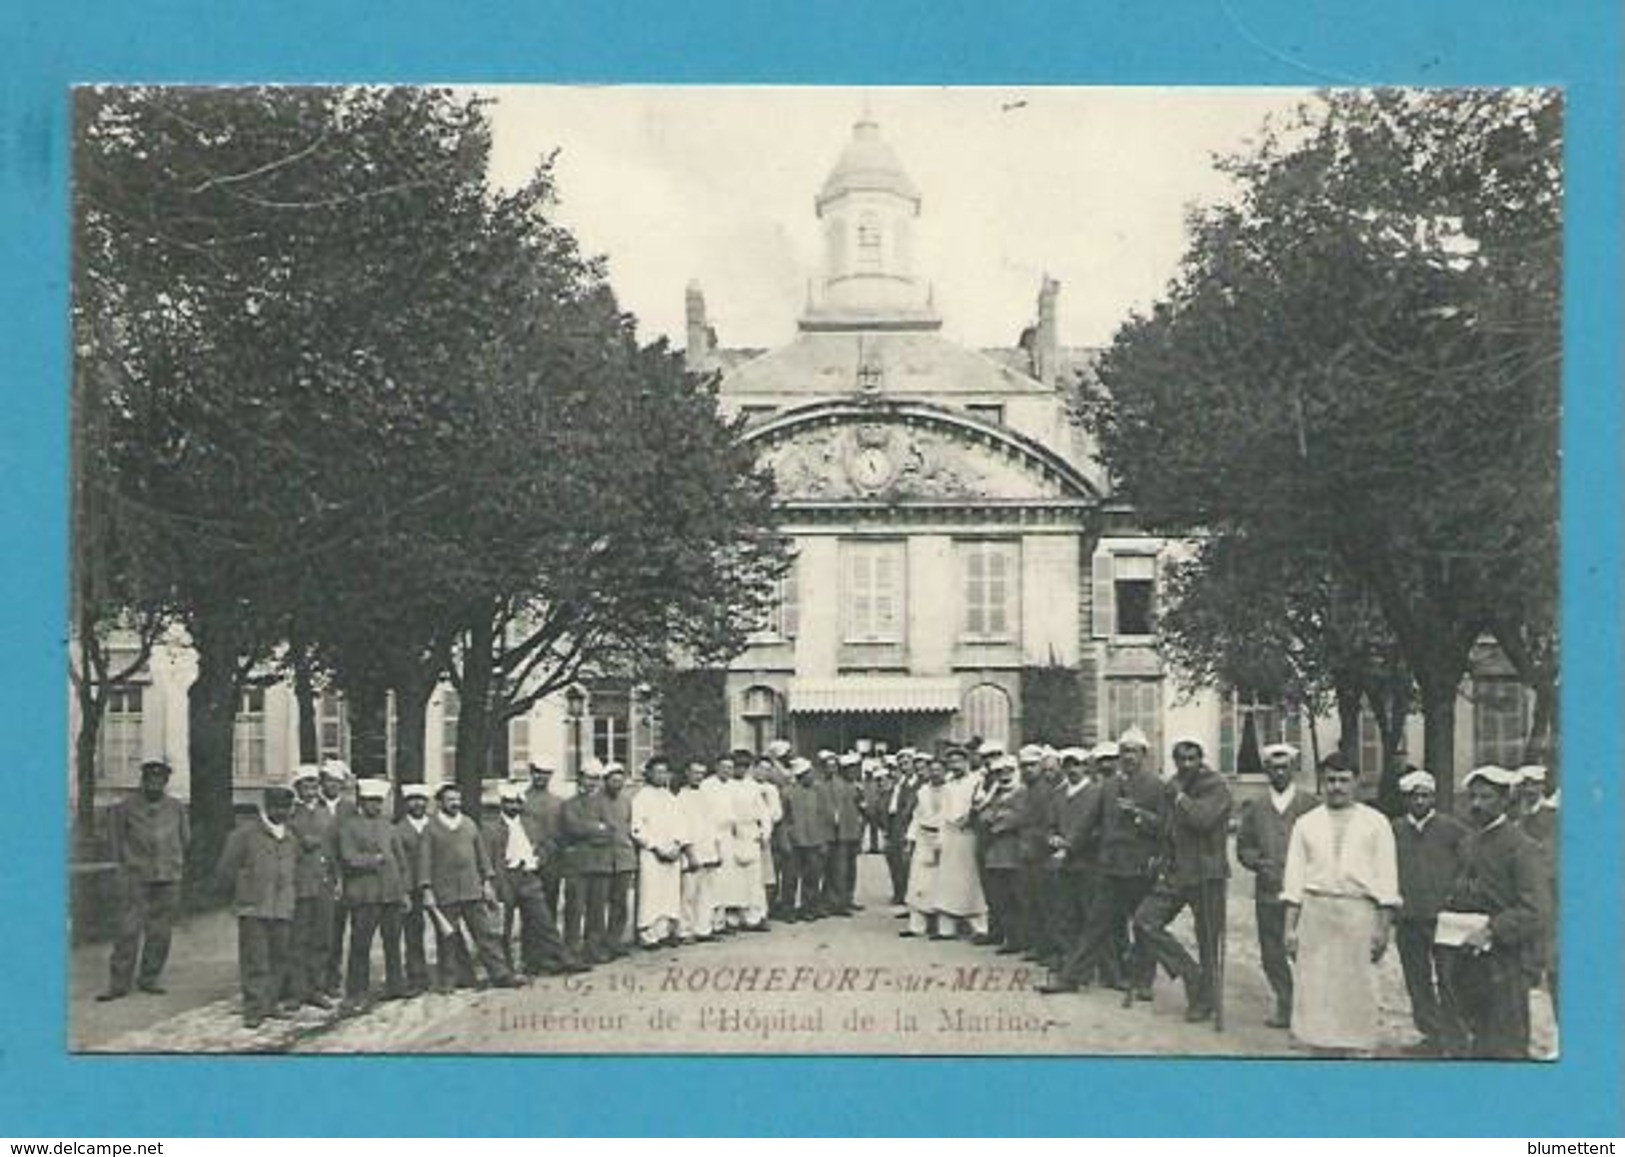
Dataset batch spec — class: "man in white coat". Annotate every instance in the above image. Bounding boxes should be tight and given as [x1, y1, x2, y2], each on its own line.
[630, 756, 684, 948]
[1282, 753, 1401, 1055]
[935, 747, 991, 940]
[900, 757, 948, 939]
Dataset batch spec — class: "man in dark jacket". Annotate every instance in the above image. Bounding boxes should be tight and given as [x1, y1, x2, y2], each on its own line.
[336, 779, 411, 1009]
[215, 781, 299, 1028]
[978, 756, 1026, 950]
[1023, 749, 1067, 965]
[286, 764, 337, 1008]
[883, 752, 920, 907]
[560, 761, 619, 962]
[99, 758, 189, 1002]
[522, 761, 567, 921]
[601, 763, 638, 956]
[418, 784, 520, 991]
[1046, 744, 1108, 973]
[1236, 742, 1320, 1028]
[1437, 765, 1549, 1059]
[486, 780, 584, 975]
[317, 760, 356, 996]
[393, 783, 435, 994]
[1133, 740, 1233, 1022]
[826, 754, 865, 915]
[1391, 768, 1470, 1055]
[782, 757, 833, 921]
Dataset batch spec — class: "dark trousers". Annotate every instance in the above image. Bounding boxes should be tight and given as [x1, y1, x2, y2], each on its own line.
[1054, 870, 1097, 968]
[605, 870, 633, 951]
[1256, 899, 1292, 1013]
[884, 836, 911, 904]
[863, 817, 885, 853]
[772, 832, 795, 912]
[290, 894, 332, 1000]
[1396, 917, 1464, 1048]
[399, 894, 431, 989]
[826, 839, 859, 910]
[504, 870, 578, 973]
[238, 916, 293, 1019]
[983, 867, 1025, 947]
[1057, 874, 1155, 988]
[564, 872, 612, 960]
[433, 900, 512, 987]
[1135, 881, 1224, 1011]
[792, 845, 827, 917]
[1024, 864, 1057, 956]
[345, 902, 404, 998]
[326, 893, 347, 993]
[108, 879, 178, 993]
[1439, 945, 1530, 1059]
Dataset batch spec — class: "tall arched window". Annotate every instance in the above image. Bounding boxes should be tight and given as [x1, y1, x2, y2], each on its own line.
[741, 685, 786, 755]
[961, 683, 1012, 750]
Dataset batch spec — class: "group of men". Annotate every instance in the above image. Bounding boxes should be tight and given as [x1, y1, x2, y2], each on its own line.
[97, 733, 1558, 1055]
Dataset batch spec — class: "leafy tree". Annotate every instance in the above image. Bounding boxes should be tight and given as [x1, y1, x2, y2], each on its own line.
[1088, 89, 1560, 807]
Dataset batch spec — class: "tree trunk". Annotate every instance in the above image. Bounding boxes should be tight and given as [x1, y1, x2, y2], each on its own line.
[455, 613, 498, 804]
[292, 646, 319, 763]
[1526, 675, 1556, 766]
[1419, 677, 1460, 814]
[186, 619, 243, 894]
[346, 679, 390, 779]
[74, 687, 107, 846]
[394, 675, 434, 785]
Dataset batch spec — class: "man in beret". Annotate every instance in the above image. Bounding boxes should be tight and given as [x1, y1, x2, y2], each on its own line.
[393, 783, 436, 994]
[215, 777, 299, 1029]
[1236, 742, 1320, 1028]
[1436, 765, 1549, 1059]
[99, 758, 189, 1002]
[1390, 768, 1470, 1055]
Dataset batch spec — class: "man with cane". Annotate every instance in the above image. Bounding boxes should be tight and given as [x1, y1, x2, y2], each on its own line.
[1133, 740, 1232, 1025]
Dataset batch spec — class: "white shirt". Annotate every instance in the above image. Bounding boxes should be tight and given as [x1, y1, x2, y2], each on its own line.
[502, 813, 538, 870]
[1281, 803, 1400, 907]
[436, 812, 465, 833]
[407, 815, 429, 834]
[1268, 783, 1298, 815]
[1405, 810, 1435, 833]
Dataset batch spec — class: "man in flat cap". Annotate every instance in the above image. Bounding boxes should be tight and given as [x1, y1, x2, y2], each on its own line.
[521, 761, 568, 923]
[1281, 752, 1399, 1055]
[287, 763, 337, 1008]
[215, 774, 299, 1029]
[1436, 765, 1548, 1059]
[335, 779, 410, 1010]
[1390, 768, 1470, 1055]
[99, 758, 189, 1002]
[393, 783, 436, 993]
[1236, 742, 1319, 1028]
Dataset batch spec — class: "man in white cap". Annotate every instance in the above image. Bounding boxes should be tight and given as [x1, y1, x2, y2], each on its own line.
[214, 773, 299, 1029]
[1390, 767, 1470, 1055]
[99, 758, 189, 1002]
[1436, 764, 1549, 1058]
[394, 783, 435, 993]
[419, 783, 522, 991]
[521, 761, 567, 922]
[826, 752, 865, 915]
[286, 763, 337, 1007]
[782, 756, 834, 921]
[934, 746, 989, 940]
[1044, 743, 1109, 972]
[1281, 751, 1400, 1054]
[559, 760, 622, 962]
[1514, 763, 1559, 1015]
[486, 780, 584, 976]
[317, 759, 355, 995]
[978, 754, 1027, 950]
[1236, 742, 1320, 1028]
[883, 750, 921, 908]
[335, 779, 410, 1009]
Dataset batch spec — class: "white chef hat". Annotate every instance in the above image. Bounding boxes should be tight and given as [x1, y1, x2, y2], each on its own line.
[356, 778, 390, 801]
[1017, 744, 1045, 763]
[496, 780, 526, 802]
[1464, 764, 1520, 789]
[1516, 764, 1548, 785]
[1261, 743, 1300, 762]
[1398, 769, 1436, 794]
[400, 783, 433, 801]
[1116, 725, 1151, 750]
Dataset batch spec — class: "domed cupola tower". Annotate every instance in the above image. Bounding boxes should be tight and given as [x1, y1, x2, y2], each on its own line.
[800, 115, 941, 332]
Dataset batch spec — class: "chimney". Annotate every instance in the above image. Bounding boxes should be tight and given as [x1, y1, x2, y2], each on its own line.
[1035, 275, 1060, 387]
[685, 280, 713, 372]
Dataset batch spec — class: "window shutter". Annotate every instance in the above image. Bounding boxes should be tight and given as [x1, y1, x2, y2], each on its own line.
[783, 562, 800, 640]
[1091, 551, 1114, 638]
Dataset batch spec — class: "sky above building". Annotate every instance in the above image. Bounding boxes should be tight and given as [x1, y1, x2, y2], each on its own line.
[483, 86, 1314, 352]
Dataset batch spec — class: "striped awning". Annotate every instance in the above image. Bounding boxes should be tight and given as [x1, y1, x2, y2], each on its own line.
[788, 676, 961, 714]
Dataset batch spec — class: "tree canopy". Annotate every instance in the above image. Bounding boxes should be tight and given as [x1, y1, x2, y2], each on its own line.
[1086, 88, 1560, 803]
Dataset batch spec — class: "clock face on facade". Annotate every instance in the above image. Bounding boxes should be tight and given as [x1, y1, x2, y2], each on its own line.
[849, 445, 895, 491]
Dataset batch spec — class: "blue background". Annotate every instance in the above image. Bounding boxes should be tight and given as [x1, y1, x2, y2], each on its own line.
[0, 0, 1618, 1138]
